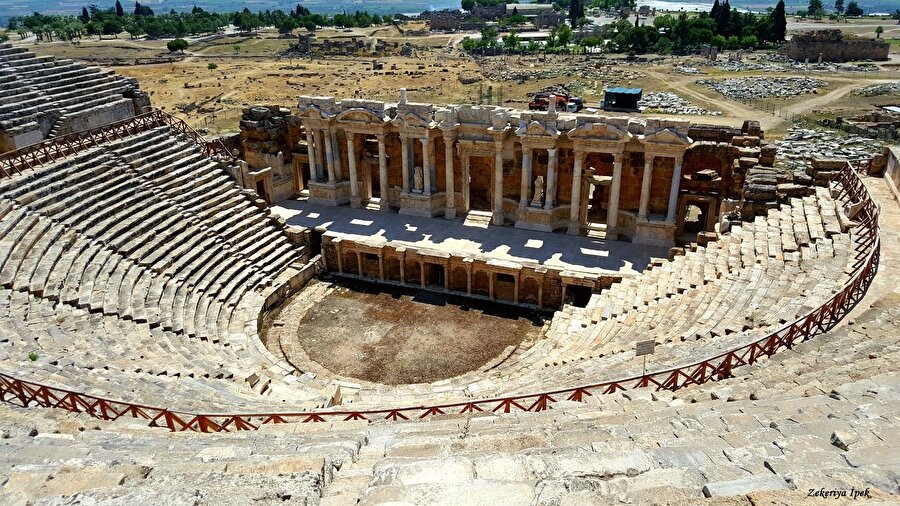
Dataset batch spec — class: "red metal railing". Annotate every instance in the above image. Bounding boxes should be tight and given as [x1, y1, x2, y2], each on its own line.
[0, 109, 234, 179]
[0, 164, 880, 432]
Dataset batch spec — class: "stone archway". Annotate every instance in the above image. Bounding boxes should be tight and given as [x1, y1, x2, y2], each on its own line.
[472, 270, 490, 296]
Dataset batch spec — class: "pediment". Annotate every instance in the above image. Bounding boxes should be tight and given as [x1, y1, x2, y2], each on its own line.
[517, 120, 560, 139]
[296, 105, 331, 119]
[392, 111, 435, 129]
[567, 122, 630, 141]
[336, 108, 385, 125]
[642, 127, 691, 146]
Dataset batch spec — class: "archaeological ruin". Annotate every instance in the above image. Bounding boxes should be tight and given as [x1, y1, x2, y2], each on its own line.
[782, 29, 890, 63]
[0, 39, 896, 504]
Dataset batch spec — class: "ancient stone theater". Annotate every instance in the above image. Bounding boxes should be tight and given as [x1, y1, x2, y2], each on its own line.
[0, 42, 895, 504]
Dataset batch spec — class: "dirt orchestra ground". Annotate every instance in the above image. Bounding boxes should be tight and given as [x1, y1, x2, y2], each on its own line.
[268, 278, 547, 385]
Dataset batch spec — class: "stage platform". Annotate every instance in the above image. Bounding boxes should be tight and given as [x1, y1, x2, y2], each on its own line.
[272, 199, 669, 278]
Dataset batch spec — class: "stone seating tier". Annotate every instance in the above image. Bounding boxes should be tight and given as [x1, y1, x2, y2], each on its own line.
[0, 127, 310, 410]
[1, 292, 897, 504]
[0, 42, 140, 149]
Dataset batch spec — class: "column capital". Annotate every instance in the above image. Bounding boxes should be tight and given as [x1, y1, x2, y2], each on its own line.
[375, 133, 386, 143]
[547, 147, 558, 156]
[421, 136, 430, 145]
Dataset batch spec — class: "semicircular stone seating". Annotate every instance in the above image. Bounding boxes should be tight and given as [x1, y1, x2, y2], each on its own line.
[0, 118, 864, 417]
[0, 126, 328, 411]
[0, 42, 143, 149]
[264, 185, 861, 408]
[0, 289, 896, 504]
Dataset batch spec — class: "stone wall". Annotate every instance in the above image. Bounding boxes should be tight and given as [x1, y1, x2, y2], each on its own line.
[240, 95, 771, 245]
[782, 30, 889, 62]
[320, 234, 622, 309]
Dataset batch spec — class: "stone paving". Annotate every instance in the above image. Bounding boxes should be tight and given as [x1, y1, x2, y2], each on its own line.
[272, 198, 668, 277]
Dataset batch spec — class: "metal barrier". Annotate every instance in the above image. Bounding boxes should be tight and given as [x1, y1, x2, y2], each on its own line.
[0, 109, 233, 179]
[0, 163, 880, 432]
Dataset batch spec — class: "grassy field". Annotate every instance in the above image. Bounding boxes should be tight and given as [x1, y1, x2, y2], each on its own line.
[12, 21, 900, 139]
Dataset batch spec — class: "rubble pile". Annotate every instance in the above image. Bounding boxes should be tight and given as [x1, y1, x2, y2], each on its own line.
[853, 82, 900, 97]
[698, 77, 827, 99]
[481, 59, 644, 83]
[761, 53, 878, 72]
[708, 60, 784, 72]
[774, 127, 882, 172]
[639, 92, 721, 116]
[672, 65, 705, 75]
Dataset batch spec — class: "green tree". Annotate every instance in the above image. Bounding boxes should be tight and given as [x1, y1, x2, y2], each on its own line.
[502, 30, 520, 49]
[653, 36, 673, 54]
[462, 0, 475, 11]
[553, 24, 573, 46]
[569, 0, 584, 27]
[481, 26, 499, 47]
[125, 21, 143, 39]
[834, 0, 844, 15]
[208, 62, 218, 70]
[875, 26, 883, 38]
[740, 35, 757, 48]
[808, 0, 825, 19]
[167, 38, 188, 53]
[845, 1, 862, 16]
[115, 0, 125, 16]
[527, 40, 540, 52]
[772, 0, 787, 41]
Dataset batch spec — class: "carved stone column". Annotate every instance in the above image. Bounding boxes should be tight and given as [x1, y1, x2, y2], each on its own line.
[323, 128, 336, 183]
[377, 134, 389, 212]
[330, 128, 342, 179]
[400, 136, 410, 193]
[667, 155, 684, 223]
[492, 140, 504, 226]
[544, 147, 558, 210]
[443, 134, 456, 219]
[519, 146, 532, 208]
[305, 130, 320, 181]
[607, 155, 623, 234]
[346, 134, 359, 208]
[638, 155, 654, 220]
[421, 137, 433, 196]
[568, 149, 585, 235]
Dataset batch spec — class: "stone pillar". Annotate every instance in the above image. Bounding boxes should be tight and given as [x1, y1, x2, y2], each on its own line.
[462, 153, 471, 212]
[346, 134, 360, 208]
[378, 254, 385, 281]
[421, 137, 432, 196]
[492, 140, 504, 226]
[399, 255, 406, 284]
[305, 130, 320, 181]
[377, 134, 389, 212]
[400, 136, 410, 192]
[544, 148, 558, 210]
[568, 150, 584, 235]
[488, 273, 495, 300]
[331, 128, 342, 179]
[355, 251, 362, 277]
[323, 129, 336, 183]
[638, 155, 654, 220]
[420, 261, 426, 288]
[513, 274, 519, 303]
[444, 135, 456, 219]
[607, 155, 623, 234]
[667, 156, 684, 223]
[335, 242, 343, 273]
[519, 146, 532, 208]
[315, 130, 326, 181]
